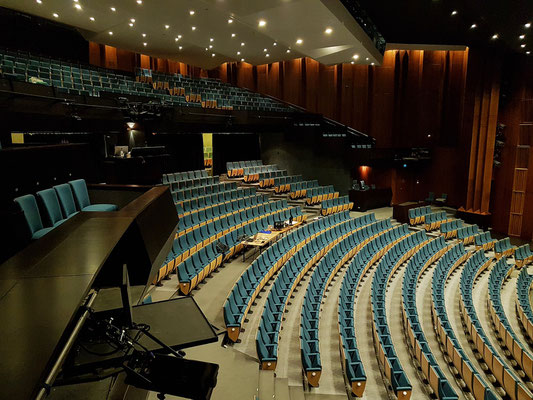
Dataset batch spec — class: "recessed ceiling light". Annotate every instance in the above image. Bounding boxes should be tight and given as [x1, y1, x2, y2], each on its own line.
[521, 44, 526, 48]
[470, 23, 477, 29]
[296, 38, 303, 44]
[109, 31, 113, 35]
[36, 0, 42, 3]
[74, 3, 81, 9]
[142, 33, 146, 37]
[241, 58, 245, 62]
[231, 33, 236, 37]
[273, 42, 277, 46]
[263, 48, 267, 52]
[189, 10, 195, 16]
[266, 53, 270, 57]
[241, 42, 245, 46]
[178, 35, 182, 39]
[129, 23, 134, 27]
[130, 18, 135, 23]
[209, 45, 213, 49]
[212, 53, 215, 57]
[286, 49, 290, 53]
[520, 35, 526, 39]
[371, 62, 375, 65]
[525, 23, 531, 28]
[451, 10, 457, 16]
[73, 0, 78, 2]
[143, 42, 147, 46]
[325, 28, 333, 34]
[175, 37, 179, 41]
[258, 19, 266, 27]
[237, 51, 241, 55]
[110, 7, 116, 12]
[210, 38, 214, 42]
[165, 25, 170, 29]
[365, 57, 369, 61]
[228, 18, 233, 24]
[527, 51, 531, 54]
[205, 47, 208, 51]
[351, 61, 354, 64]
[352, 54, 359, 59]
[137, 0, 142, 4]
[492, 34, 499, 40]
[192, 26, 196, 30]
[52, 12, 59, 18]
[179, 46, 183, 50]
[90, 17, 95, 21]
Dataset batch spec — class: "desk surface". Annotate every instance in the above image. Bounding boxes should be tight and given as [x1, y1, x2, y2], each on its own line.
[243, 222, 302, 247]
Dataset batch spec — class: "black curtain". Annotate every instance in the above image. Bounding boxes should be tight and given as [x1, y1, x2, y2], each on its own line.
[147, 133, 204, 173]
[213, 133, 261, 175]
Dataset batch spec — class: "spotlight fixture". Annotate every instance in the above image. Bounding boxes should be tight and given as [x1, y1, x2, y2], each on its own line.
[142, 33, 146, 37]
[209, 45, 213, 49]
[491, 34, 499, 40]
[210, 38, 214, 42]
[109, 31, 113, 35]
[177, 35, 182, 39]
[258, 19, 266, 27]
[263, 48, 267, 52]
[371, 62, 375, 65]
[110, 7, 116, 11]
[266, 53, 270, 57]
[212, 53, 215, 57]
[451, 10, 457, 16]
[365, 57, 369, 61]
[175, 37, 179, 41]
[205, 47, 208, 51]
[53, 12, 59, 18]
[36, 0, 42, 3]
[165, 25, 170, 29]
[521, 44, 526, 48]
[130, 18, 135, 22]
[231, 33, 236, 37]
[137, 0, 142, 4]
[189, 10, 195, 16]
[325, 28, 333, 34]
[241, 58, 245, 62]
[296, 38, 303, 44]
[90, 17, 95, 21]
[192, 26, 196, 30]
[237, 51, 240, 55]
[143, 42, 147, 46]
[129, 23, 134, 27]
[352, 54, 359, 59]
[228, 18, 233, 24]
[520, 34, 526, 39]
[286, 49, 290, 53]
[241, 42, 245, 46]
[527, 51, 531, 54]
[470, 23, 477, 29]
[74, 3, 81, 10]
[526, 22, 531, 28]
[179, 46, 182, 50]
[351, 61, 354, 64]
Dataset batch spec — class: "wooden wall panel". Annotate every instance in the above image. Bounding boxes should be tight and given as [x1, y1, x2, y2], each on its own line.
[104, 45, 117, 69]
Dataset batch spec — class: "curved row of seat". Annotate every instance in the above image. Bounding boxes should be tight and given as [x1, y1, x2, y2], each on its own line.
[177, 187, 256, 216]
[270, 175, 303, 193]
[440, 219, 463, 239]
[227, 160, 263, 177]
[305, 186, 338, 205]
[170, 176, 219, 192]
[371, 228, 427, 400]
[474, 231, 496, 251]
[431, 244, 499, 400]
[516, 245, 533, 268]
[424, 211, 450, 231]
[320, 195, 353, 216]
[495, 238, 515, 258]
[171, 182, 237, 202]
[408, 205, 432, 225]
[177, 194, 270, 233]
[516, 268, 533, 343]
[243, 165, 280, 183]
[301, 215, 393, 386]
[257, 171, 290, 188]
[257, 215, 371, 370]
[339, 220, 404, 397]
[459, 250, 532, 400]
[401, 236, 458, 400]
[224, 212, 353, 342]
[289, 180, 319, 199]
[177, 205, 305, 294]
[162, 169, 208, 184]
[457, 224, 480, 245]
[488, 258, 533, 383]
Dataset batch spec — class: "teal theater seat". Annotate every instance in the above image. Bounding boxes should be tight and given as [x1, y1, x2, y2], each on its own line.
[36, 188, 66, 227]
[53, 183, 79, 218]
[68, 179, 118, 211]
[14, 194, 54, 240]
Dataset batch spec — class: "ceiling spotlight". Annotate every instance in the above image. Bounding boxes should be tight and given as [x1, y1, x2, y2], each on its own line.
[521, 44, 526, 48]
[178, 35, 182, 39]
[286, 49, 290, 53]
[175, 37, 179, 41]
[179, 46, 183, 50]
[73, 0, 78, 2]
[205, 47, 208, 51]
[74, 3, 81, 10]
[53, 12, 59, 18]
[352, 54, 359, 59]
[273, 42, 277, 46]
[527, 51, 531, 54]
[110, 7, 116, 11]
[165, 25, 170, 29]
[296, 38, 303, 44]
[143, 42, 147, 46]
[189, 10, 195, 16]
[365, 57, 369, 61]
[212, 53, 215, 57]
[36, 0, 42, 3]
[241, 42, 245, 46]
[241, 58, 245, 62]
[263, 48, 267, 52]
[492, 34, 499, 40]
[109, 31, 113, 35]
[325, 28, 333, 34]
[351, 61, 354, 64]
[266, 53, 270, 57]
[209, 45, 213, 49]
[470, 23, 477, 29]
[371, 62, 375, 65]
[142, 33, 146, 37]
[520, 34, 526, 39]
[90, 17, 95, 21]
[130, 18, 135, 22]
[231, 33, 236, 37]
[237, 51, 241, 55]
[129, 23, 134, 27]
[137, 0, 142, 4]
[210, 38, 214, 42]
[228, 18, 233, 24]
[258, 19, 266, 27]
[451, 10, 457, 16]
[192, 26, 196, 30]
[526, 23, 531, 28]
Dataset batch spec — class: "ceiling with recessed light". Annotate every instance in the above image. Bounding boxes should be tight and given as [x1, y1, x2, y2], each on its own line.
[0, 0, 384, 69]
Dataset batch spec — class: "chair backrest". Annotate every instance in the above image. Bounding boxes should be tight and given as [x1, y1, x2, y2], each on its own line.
[37, 188, 64, 226]
[54, 183, 78, 217]
[14, 194, 44, 235]
[69, 179, 91, 209]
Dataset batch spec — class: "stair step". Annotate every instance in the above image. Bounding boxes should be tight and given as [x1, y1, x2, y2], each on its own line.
[274, 378, 290, 400]
[288, 386, 305, 400]
[258, 370, 275, 400]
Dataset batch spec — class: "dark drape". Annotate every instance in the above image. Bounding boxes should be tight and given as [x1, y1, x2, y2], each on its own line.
[212, 133, 261, 175]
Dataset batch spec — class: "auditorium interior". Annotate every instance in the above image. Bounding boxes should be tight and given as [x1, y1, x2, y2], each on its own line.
[1, 1, 533, 399]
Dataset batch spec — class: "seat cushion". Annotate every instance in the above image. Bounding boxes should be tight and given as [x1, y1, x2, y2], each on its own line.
[82, 204, 118, 212]
[31, 227, 54, 240]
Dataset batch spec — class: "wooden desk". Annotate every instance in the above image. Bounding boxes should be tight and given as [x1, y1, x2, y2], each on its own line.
[392, 201, 425, 224]
[241, 221, 302, 261]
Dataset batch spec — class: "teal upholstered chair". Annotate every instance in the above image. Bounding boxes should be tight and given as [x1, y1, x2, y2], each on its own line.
[36, 188, 66, 227]
[53, 183, 79, 218]
[68, 179, 118, 211]
[13, 194, 54, 240]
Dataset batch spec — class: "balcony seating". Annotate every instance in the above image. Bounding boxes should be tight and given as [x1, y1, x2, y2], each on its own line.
[517, 269, 533, 343]
[224, 212, 353, 342]
[13, 194, 55, 240]
[162, 170, 208, 184]
[305, 186, 338, 205]
[401, 237, 458, 400]
[459, 250, 532, 400]
[473, 231, 496, 251]
[440, 219, 463, 239]
[170, 176, 219, 192]
[371, 229, 427, 400]
[68, 179, 117, 212]
[408, 206, 432, 225]
[424, 211, 450, 231]
[320, 195, 353, 216]
[515, 245, 533, 269]
[431, 244, 498, 400]
[494, 238, 515, 258]
[227, 160, 263, 178]
[176, 188, 256, 216]
[456, 224, 480, 245]
[488, 258, 533, 383]
[171, 182, 237, 202]
[289, 180, 319, 199]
